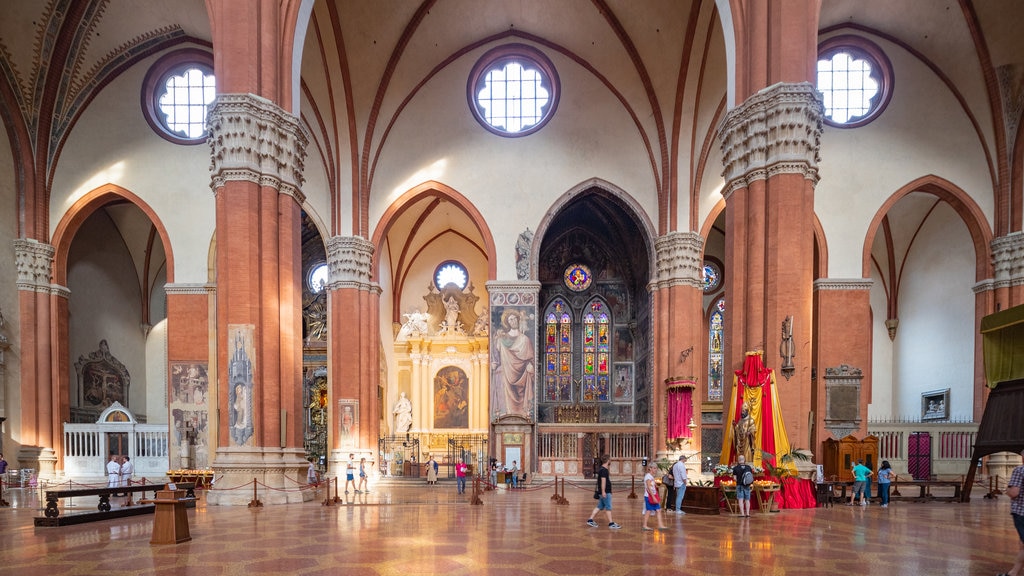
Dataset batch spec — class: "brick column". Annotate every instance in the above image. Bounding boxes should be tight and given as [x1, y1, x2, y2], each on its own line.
[718, 82, 823, 450]
[13, 239, 61, 476]
[205, 94, 310, 505]
[651, 232, 704, 461]
[325, 236, 380, 472]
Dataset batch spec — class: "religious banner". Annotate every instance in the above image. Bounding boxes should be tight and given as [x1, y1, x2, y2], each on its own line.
[665, 378, 695, 440]
[719, 351, 794, 471]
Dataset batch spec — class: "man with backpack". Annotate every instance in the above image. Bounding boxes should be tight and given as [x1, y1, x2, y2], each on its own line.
[732, 455, 754, 518]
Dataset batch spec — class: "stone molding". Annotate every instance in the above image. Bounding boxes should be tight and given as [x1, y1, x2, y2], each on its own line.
[992, 232, 1024, 289]
[718, 82, 824, 198]
[326, 236, 376, 291]
[485, 281, 540, 307]
[652, 231, 704, 290]
[165, 283, 216, 295]
[208, 93, 309, 203]
[813, 278, 874, 291]
[14, 238, 55, 290]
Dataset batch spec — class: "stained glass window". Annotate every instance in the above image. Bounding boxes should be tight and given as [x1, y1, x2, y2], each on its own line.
[707, 297, 725, 402]
[543, 299, 572, 402]
[582, 300, 611, 401]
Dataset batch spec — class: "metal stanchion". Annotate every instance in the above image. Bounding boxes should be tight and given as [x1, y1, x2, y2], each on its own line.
[247, 478, 263, 508]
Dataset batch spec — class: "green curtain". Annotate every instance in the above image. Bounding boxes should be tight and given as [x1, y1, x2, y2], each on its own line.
[981, 304, 1024, 388]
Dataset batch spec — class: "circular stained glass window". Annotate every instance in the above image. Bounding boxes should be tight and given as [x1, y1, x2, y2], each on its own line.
[703, 258, 723, 294]
[563, 264, 592, 292]
[435, 261, 468, 290]
[467, 44, 560, 138]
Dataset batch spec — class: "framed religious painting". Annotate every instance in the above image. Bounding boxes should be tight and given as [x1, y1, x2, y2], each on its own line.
[921, 389, 949, 421]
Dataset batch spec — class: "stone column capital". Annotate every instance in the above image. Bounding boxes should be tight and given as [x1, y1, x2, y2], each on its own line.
[326, 236, 377, 292]
[653, 231, 704, 290]
[718, 82, 824, 198]
[208, 93, 309, 203]
[992, 232, 1024, 289]
[14, 238, 55, 291]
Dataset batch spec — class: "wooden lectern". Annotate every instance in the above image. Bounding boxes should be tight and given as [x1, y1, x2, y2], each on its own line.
[148, 486, 191, 544]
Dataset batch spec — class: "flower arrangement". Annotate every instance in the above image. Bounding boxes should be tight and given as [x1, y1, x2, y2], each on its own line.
[714, 464, 732, 477]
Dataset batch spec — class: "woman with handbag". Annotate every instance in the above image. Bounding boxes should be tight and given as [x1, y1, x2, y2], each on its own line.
[642, 463, 668, 531]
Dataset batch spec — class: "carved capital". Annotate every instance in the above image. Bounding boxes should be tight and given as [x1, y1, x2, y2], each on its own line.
[718, 82, 824, 197]
[14, 239, 55, 290]
[653, 232, 704, 290]
[208, 94, 309, 202]
[326, 236, 375, 291]
[992, 232, 1024, 289]
[485, 281, 540, 307]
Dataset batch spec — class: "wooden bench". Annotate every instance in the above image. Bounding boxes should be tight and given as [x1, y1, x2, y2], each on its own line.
[891, 479, 962, 502]
[35, 482, 195, 527]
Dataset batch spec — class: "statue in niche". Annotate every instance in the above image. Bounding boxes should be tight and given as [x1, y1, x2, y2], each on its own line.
[443, 295, 462, 334]
[393, 392, 413, 434]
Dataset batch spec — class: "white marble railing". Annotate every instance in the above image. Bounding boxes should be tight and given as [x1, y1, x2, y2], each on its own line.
[63, 423, 170, 481]
[867, 421, 978, 478]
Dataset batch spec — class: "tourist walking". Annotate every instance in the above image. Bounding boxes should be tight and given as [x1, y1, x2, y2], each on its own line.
[345, 453, 356, 494]
[357, 457, 369, 492]
[877, 460, 894, 508]
[1000, 449, 1024, 576]
[671, 454, 688, 514]
[732, 455, 754, 518]
[455, 459, 468, 494]
[642, 463, 667, 531]
[586, 454, 621, 529]
[307, 458, 319, 485]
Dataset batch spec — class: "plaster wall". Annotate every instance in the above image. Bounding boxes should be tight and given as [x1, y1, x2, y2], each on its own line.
[49, 49, 215, 284]
[869, 202, 975, 420]
[67, 212, 148, 417]
[815, 36, 993, 279]
[890, 203, 975, 420]
[145, 320, 169, 425]
[368, 49, 659, 280]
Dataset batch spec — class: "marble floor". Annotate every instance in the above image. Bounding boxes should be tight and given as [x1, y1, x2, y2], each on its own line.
[0, 478, 1017, 575]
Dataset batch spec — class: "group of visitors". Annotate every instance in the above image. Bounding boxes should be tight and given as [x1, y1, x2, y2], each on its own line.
[343, 453, 369, 494]
[105, 455, 134, 492]
[846, 458, 895, 507]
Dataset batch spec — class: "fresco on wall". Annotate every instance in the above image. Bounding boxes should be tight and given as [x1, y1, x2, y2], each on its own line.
[170, 362, 210, 468]
[613, 363, 633, 402]
[491, 307, 536, 419]
[614, 327, 633, 360]
[434, 365, 469, 428]
[228, 325, 256, 446]
[339, 399, 358, 449]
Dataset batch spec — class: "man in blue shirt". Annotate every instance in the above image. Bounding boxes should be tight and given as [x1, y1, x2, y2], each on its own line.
[848, 459, 873, 506]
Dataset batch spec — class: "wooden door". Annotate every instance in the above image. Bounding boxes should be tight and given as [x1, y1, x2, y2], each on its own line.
[908, 432, 931, 480]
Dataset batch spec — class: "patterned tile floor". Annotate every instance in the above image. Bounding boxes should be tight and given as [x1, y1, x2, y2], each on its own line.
[0, 478, 1017, 575]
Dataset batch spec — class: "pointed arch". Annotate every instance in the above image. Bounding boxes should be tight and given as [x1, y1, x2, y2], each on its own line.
[532, 178, 657, 281]
[371, 180, 496, 279]
[861, 175, 993, 281]
[51, 183, 175, 286]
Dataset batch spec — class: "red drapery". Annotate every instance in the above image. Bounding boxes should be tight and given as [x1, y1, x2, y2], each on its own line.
[666, 380, 695, 439]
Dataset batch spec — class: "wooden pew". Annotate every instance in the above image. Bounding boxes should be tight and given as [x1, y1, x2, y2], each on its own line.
[35, 482, 195, 527]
